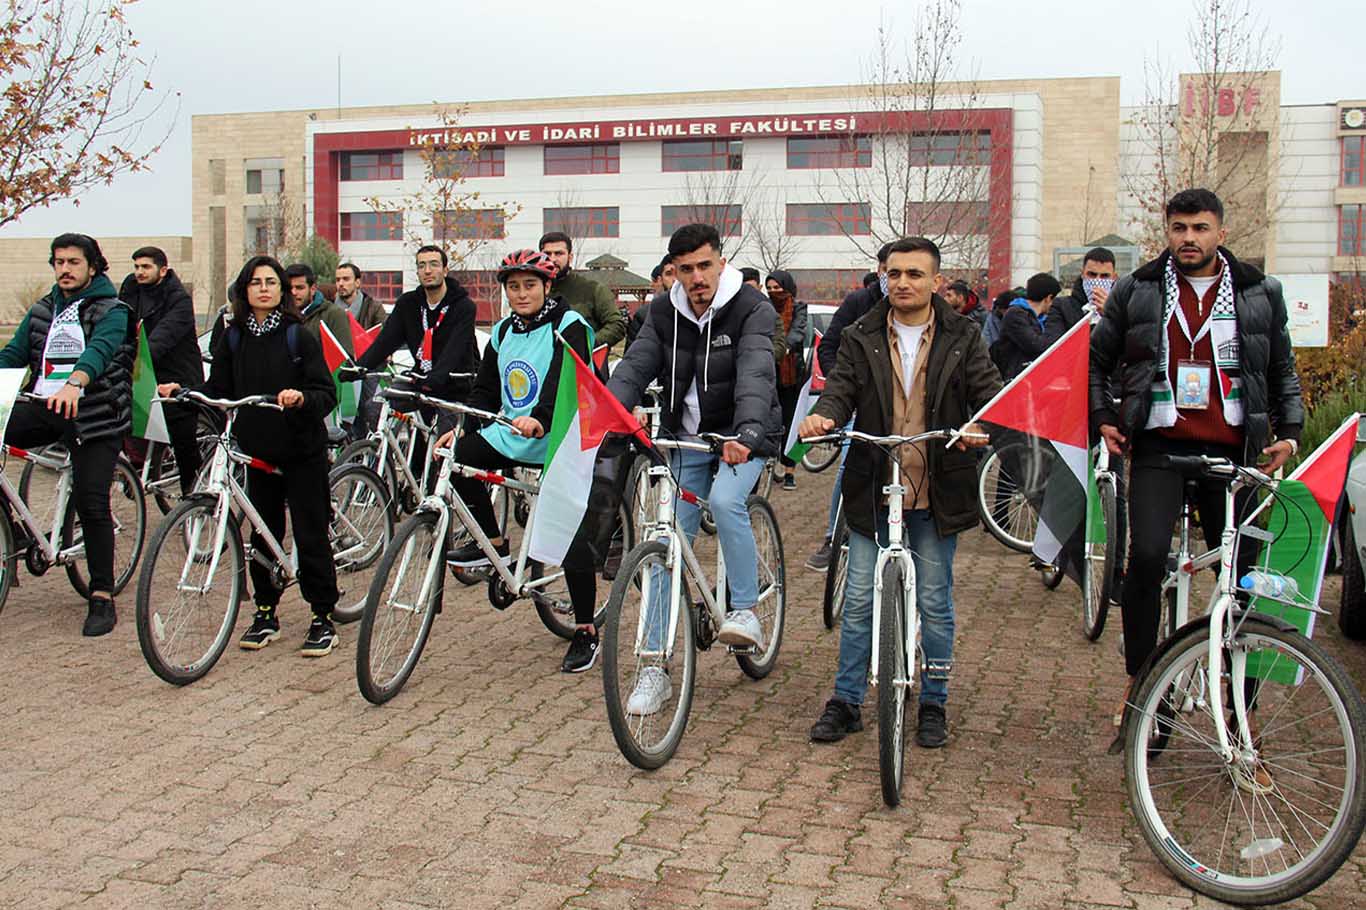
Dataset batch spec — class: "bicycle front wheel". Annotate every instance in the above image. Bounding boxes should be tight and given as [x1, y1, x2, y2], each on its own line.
[1125, 618, 1366, 905]
[976, 443, 1042, 553]
[801, 439, 841, 473]
[1081, 476, 1118, 641]
[736, 496, 785, 679]
[64, 456, 147, 598]
[135, 500, 244, 686]
[878, 559, 911, 807]
[355, 511, 444, 704]
[823, 510, 849, 631]
[0, 510, 16, 617]
[531, 502, 625, 639]
[329, 464, 394, 624]
[601, 540, 696, 770]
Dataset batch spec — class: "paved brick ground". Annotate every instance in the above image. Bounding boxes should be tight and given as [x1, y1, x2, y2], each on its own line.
[1, 466, 1363, 909]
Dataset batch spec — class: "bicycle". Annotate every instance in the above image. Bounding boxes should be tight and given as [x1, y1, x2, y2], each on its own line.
[822, 492, 848, 631]
[1120, 453, 1366, 905]
[354, 392, 631, 705]
[601, 433, 787, 770]
[801, 427, 975, 806]
[976, 439, 1068, 589]
[1081, 442, 1124, 641]
[134, 391, 392, 685]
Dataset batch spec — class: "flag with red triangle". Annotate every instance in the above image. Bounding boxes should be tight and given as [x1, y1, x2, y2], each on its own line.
[965, 316, 1092, 574]
[347, 312, 382, 360]
[809, 330, 825, 392]
[319, 321, 358, 421]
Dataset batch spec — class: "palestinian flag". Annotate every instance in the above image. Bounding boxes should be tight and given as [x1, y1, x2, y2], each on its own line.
[527, 340, 653, 566]
[1245, 413, 1360, 683]
[592, 343, 610, 374]
[965, 316, 1091, 574]
[130, 323, 170, 443]
[809, 330, 825, 392]
[320, 321, 358, 421]
[347, 312, 382, 360]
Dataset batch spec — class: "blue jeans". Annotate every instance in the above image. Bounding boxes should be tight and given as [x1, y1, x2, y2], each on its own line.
[824, 419, 853, 539]
[834, 510, 958, 708]
[640, 448, 766, 649]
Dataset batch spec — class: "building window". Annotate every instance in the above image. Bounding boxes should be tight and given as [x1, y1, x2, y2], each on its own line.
[786, 269, 869, 305]
[340, 151, 404, 181]
[340, 211, 404, 241]
[450, 269, 501, 324]
[544, 143, 620, 176]
[208, 159, 226, 195]
[661, 204, 742, 237]
[1343, 137, 1365, 187]
[786, 203, 872, 236]
[433, 147, 505, 179]
[543, 206, 620, 238]
[362, 271, 404, 303]
[434, 208, 506, 241]
[907, 131, 992, 167]
[245, 168, 285, 195]
[786, 136, 872, 169]
[243, 205, 284, 255]
[905, 201, 991, 236]
[662, 140, 743, 172]
[1341, 205, 1364, 257]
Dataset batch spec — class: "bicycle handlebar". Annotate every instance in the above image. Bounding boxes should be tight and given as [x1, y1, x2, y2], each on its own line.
[654, 433, 741, 455]
[380, 387, 518, 432]
[164, 390, 284, 411]
[1160, 454, 1274, 488]
[801, 428, 985, 447]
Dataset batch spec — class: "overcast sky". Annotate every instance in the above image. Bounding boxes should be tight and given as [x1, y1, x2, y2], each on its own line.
[2, 0, 1360, 239]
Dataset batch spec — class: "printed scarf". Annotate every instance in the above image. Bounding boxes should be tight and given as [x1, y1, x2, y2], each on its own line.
[245, 308, 282, 338]
[1146, 251, 1242, 429]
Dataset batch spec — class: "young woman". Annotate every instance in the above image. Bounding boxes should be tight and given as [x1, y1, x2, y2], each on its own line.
[766, 271, 808, 490]
[434, 249, 601, 673]
[158, 255, 341, 657]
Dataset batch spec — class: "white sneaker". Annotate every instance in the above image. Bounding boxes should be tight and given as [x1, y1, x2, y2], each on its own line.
[718, 609, 764, 650]
[625, 666, 672, 716]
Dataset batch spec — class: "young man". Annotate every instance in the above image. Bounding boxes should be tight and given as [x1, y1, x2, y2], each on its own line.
[286, 263, 354, 359]
[608, 223, 784, 714]
[0, 234, 134, 636]
[945, 279, 987, 331]
[627, 255, 673, 351]
[1043, 247, 1117, 344]
[1091, 188, 1303, 728]
[118, 245, 203, 494]
[539, 231, 626, 350]
[800, 236, 1001, 749]
[994, 272, 1059, 381]
[334, 262, 388, 440]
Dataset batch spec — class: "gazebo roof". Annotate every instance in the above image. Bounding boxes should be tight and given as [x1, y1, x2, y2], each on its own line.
[581, 254, 652, 291]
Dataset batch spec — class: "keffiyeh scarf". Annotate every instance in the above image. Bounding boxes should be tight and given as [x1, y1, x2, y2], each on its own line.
[245, 308, 282, 337]
[1146, 251, 1242, 430]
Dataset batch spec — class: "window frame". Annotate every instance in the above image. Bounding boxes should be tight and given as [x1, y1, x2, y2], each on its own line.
[785, 135, 872, 170]
[543, 143, 621, 176]
[433, 146, 505, 179]
[542, 206, 621, 238]
[1340, 204, 1364, 257]
[362, 270, 404, 303]
[434, 208, 506, 241]
[1343, 136, 1364, 188]
[785, 203, 872, 236]
[339, 151, 405, 182]
[339, 211, 404, 242]
[661, 139, 744, 172]
[660, 204, 743, 238]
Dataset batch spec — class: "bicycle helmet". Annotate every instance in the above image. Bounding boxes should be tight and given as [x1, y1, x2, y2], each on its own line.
[497, 249, 558, 284]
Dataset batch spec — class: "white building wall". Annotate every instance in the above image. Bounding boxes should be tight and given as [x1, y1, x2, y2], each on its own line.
[1274, 105, 1339, 276]
[1009, 93, 1045, 287]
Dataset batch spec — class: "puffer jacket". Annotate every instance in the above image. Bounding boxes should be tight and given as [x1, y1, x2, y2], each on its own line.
[1089, 247, 1304, 461]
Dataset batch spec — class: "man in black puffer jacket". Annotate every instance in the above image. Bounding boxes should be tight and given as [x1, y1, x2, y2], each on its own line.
[1091, 188, 1304, 723]
[607, 224, 782, 714]
[120, 246, 204, 493]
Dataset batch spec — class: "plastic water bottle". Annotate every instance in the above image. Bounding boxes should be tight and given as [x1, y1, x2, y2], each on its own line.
[1239, 571, 1299, 599]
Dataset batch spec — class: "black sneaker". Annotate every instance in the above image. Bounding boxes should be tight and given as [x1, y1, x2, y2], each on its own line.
[810, 698, 863, 742]
[561, 627, 600, 674]
[446, 538, 510, 568]
[782, 474, 797, 491]
[82, 596, 116, 637]
[916, 703, 948, 748]
[239, 610, 281, 650]
[805, 539, 833, 571]
[301, 616, 337, 658]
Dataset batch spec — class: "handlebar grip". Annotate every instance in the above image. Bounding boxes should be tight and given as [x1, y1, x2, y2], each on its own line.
[1161, 454, 1212, 479]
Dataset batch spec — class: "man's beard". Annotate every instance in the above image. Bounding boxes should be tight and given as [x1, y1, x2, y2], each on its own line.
[1173, 247, 1217, 275]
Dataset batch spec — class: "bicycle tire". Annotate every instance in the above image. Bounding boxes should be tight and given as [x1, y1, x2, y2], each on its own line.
[736, 496, 785, 679]
[601, 540, 697, 770]
[532, 500, 624, 637]
[135, 499, 244, 686]
[335, 438, 400, 515]
[801, 440, 841, 473]
[976, 443, 1043, 553]
[0, 510, 16, 616]
[144, 442, 180, 515]
[64, 456, 147, 598]
[17, 443, 65, 535]
[1082, 476, 1118, 641]
[822, 511, 848, 631]
[1125, 617, 1366, 905]
[878, 559, 910, 807]
[329, 463, 394, 624]
[355, 511, 444, 705]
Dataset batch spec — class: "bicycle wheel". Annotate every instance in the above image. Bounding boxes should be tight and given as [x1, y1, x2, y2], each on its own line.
[878, 559, 910, 807]
[626, 453, 656, 540]
[329, 464, 394, 624]
[64, 456, 147, 598]
[0, 511, 16, 616]
[18, 444, 65, 535]
[135, 500, 245, 686]
[603, 498, 634, 582]
[801, 439, 841, 473]
[1082, 476, 1118, 641]
[1125, 618, 1366, 905]
[823, 511, 849, 631]
[736, 496, 785, 679]
[335, 439, 400, 513]
[976, 443, 1042, 553]
[601, 540, 697, 770]
[355, 511, 444, 705]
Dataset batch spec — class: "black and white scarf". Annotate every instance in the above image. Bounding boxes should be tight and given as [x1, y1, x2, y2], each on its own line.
[1146, 251, 1242, 429]
[245, 308, 282, 338]
[508, 295, 562, 334]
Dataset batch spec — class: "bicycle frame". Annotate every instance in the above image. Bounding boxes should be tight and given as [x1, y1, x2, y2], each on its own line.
[1, 445, 81, 566]
[868, 453, 919, 692]
[368, 391, 438, 499]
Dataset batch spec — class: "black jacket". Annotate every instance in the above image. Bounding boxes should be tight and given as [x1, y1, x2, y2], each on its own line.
[1089, 247, 1304, 461]
[1041, 277, 1088, 346]
[200, 313, 337, 465]
[119, 270, 201, 386]
[356, 276, 478, 400]
[778, 300, 809, 387]
[25, 292, 134, 444]
[817, 284, 878, 377]
[813, 295, 1003, 539]
[608, 280, 783, 456]
[996, 303, 1050, 381]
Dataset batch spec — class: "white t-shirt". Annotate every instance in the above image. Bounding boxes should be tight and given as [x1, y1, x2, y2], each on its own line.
[1186, 274, 1218, 301]
[890, 320, 928, 398]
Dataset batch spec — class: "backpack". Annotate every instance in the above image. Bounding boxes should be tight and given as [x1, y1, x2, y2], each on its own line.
[226, 321, 304, 366]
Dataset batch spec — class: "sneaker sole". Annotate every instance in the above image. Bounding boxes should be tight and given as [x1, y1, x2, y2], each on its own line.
[810, 724, 863, 743]
[300, 640, 336, 658]
[561, 647, 600, 674]
[716, 629, 763, 649]
[239, 631, 281, 650]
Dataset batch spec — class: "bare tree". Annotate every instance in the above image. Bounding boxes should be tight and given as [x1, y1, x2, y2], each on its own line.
[1124, 0, 1283, 258]
[749, 187, 803, 274]
[0, 0, 178, 228]
[243, 188, 300, 260]
[366, 106, 521, 267]
[815, 2, 1006, 277]
[675, 166, 765, 262]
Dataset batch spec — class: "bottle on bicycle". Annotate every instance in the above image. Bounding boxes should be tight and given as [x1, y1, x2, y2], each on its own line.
[159, 256, 343, 658]
[0, 233, 135, 637]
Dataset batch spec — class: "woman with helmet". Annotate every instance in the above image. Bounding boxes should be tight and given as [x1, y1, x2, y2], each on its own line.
[434, 249, 602, 673]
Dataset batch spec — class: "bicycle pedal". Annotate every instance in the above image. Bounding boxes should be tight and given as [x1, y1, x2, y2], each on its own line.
[725, 644, 757, 656]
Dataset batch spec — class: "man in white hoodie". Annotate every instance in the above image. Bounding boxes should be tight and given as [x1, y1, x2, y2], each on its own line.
[607, 223, 785, 716]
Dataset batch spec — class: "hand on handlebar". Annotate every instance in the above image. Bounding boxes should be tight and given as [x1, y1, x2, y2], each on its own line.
[510, 416, 543, 438]
[1099, 423, 1127, 456]
[277, 388, 304, 409]
[157, 382, 181, 397]
[954, 422, 990, 451]
[720, 440, 751, 465]
[799, 413, 836, 440]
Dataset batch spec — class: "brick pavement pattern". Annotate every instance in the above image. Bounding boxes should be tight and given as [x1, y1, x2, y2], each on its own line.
[1, 466, 1363, 909]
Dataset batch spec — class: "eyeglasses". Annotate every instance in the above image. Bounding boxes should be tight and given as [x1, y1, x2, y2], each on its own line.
[247, 277, 281, 288]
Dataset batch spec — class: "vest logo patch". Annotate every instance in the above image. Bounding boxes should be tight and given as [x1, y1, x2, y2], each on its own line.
[710, 333, 732, 348]
[503, 359, 539, 409]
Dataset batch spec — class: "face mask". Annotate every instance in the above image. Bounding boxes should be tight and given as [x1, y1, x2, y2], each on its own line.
[1082, 277, 1115, 301]
[878, 272, 889, 296]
